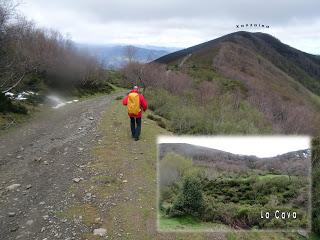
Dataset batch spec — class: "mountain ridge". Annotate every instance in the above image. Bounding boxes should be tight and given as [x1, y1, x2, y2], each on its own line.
[154, 31, 320, 96]
[152, 31, 320, 134]
[159, 143, 311, 176]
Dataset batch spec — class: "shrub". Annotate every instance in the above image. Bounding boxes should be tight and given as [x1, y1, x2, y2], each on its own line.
[147, 114, 158, 121]
[145, 89, 180, 119]
[146, 88, 272, 134]
[25, 94, 45, 106]
[147, 114, 166, 129]
[159, 153, 193, 187]
[115, 96, 124, 100]
[234, 205, 261, 228]
[106, 70, 125, 87]
[0, 93, 27, 114]
[169, 175, 204, 217]
[169, 105, 207, 134]
[160, 184, 180, 204]
[312, 137, 320, 235]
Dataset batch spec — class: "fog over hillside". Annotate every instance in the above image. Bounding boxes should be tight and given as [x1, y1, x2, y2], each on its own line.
[76, 44, 178, 68]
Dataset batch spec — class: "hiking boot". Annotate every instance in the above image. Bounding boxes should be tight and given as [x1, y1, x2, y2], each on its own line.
[134, 137, 139, 141]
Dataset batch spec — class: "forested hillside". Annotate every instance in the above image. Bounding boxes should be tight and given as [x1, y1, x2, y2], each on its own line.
[0, 1, 115, 130]
[0, 1, 111, 114]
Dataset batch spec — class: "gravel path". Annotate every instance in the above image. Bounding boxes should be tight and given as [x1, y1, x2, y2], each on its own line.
[0, 93, 122, 240]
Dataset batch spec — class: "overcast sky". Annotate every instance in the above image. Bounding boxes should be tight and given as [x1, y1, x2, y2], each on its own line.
[18, 0, 320, 54]
[158, 136, 310, 157]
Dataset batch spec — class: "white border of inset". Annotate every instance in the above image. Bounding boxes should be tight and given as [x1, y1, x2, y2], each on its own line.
[156, 135, 312, 233]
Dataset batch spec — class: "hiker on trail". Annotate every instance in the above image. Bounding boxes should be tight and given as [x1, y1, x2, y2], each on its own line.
[122, 86, 148, 141]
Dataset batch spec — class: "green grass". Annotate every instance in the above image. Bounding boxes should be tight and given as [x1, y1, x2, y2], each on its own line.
[186, 66, 248, 95]
[256, 174, 291, 180]
[75, 82, 118, 100]
[160, 153, 309, 231]
[159, 212, 230, 232]
[0, 102, 46, 133]
[221, 173, 291, 181]
[227, 231, 306, 240]
[187, 67, 221, 83]
[56, 204, 100, 227]
[310, 233, 320, 240]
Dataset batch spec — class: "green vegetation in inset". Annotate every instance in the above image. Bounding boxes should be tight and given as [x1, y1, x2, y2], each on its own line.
[159, 153, 310, 231]
[312, 137, 320, 236]
[168, 175, 204, 218]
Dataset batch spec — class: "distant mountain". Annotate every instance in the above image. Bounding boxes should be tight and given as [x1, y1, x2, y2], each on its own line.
[159, 143, 311, 176]
[155, 31, 320, 96]
[154, 31, 320, 134]
[76, 44, 176, 68]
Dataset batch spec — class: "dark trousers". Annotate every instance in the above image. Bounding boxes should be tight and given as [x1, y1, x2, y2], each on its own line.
[130, 117, 141, 139]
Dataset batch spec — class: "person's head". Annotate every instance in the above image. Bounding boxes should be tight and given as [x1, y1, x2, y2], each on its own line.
[133, 85, 139, 92]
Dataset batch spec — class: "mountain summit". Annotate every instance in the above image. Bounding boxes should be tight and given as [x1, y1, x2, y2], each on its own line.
[154, 31, 320, 134]
[156, 31, 320, 95]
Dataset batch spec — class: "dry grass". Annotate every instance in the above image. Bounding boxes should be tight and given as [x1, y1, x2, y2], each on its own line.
[212, 42, 320, 135]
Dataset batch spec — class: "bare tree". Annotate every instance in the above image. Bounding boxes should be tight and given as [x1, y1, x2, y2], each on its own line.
[1, 1, 107, 94]
[163, 71, 193, 95]
[124, 45, 137, 63]
[0, 1, 31, 93]
[122, 61, 166, 92]
[197, 81, 219, 104]
[122, 61, 143, 87]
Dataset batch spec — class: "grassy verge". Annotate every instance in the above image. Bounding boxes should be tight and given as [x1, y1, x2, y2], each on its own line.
[0, 102, 47, 133]
[77, 83, 121, 100]
[159, 212, 230, 232]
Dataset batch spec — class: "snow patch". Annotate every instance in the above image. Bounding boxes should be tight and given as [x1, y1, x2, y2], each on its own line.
[4, 92, 14, 97]
[16, 93, 28, 100]
[4, 91, 38, 101]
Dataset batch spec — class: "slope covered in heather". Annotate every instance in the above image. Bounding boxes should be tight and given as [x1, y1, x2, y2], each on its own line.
[152, 31, 320, 134]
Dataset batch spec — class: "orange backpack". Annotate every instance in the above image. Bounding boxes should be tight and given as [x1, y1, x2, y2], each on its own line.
[127, 92, 141, 115]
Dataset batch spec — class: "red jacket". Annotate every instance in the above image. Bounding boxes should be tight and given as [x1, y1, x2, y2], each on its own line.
[122, 89, 148, 118]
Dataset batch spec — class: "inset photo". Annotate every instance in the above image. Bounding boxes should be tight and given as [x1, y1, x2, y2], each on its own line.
[157, 136, 311, 232]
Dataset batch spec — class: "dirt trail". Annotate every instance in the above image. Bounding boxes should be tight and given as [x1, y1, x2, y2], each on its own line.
[56, 99, 227, 240]
[0, 92, 123, 240]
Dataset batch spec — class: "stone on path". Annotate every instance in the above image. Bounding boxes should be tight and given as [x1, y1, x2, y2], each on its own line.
[8, 212, 16, 217]
[6, 184, 21, 191]
[26, 220, 34, 225]
[93, 228, 107, 236]
[72, 177, 82, 183]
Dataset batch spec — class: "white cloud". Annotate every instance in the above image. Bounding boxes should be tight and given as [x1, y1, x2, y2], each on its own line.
[17, 0, 320, 53]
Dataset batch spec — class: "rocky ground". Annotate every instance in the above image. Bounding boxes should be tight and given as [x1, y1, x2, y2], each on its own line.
[0, 93, 123, 240]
